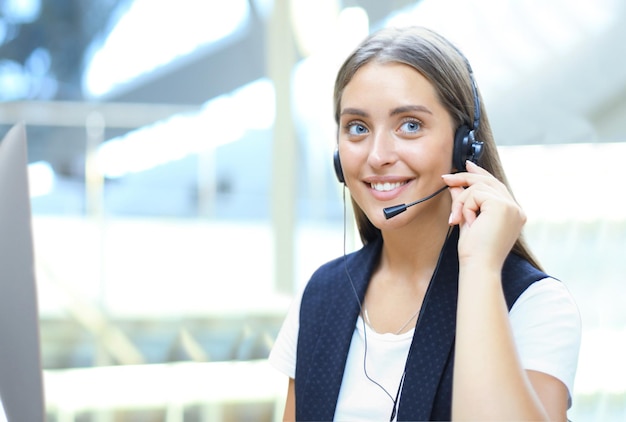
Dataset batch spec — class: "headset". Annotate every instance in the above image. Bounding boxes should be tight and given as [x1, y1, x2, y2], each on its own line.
[333, 60, 484, 184]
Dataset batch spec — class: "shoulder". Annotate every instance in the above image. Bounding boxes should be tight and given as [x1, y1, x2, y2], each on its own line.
[300, 255, 347, 311]
[303, 239, 382, 296]
[501, 253, 549, 309]
[502, 253, 548, 283]
[511, 277, 580, 322]
[306, 254, 347, 287]
[509, 277, 582, 399]
[300, 239, 381, 324]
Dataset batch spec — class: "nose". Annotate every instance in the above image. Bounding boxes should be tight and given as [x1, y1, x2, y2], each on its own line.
[367, 131, 398, 170]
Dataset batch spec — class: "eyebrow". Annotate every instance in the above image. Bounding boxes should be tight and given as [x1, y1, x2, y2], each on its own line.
[390, 105, 433, 116]
[340, 108, 368, 118]
[340, 105, 433, 118]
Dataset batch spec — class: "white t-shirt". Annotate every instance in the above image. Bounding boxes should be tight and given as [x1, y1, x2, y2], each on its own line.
[268, 277, 581, 421]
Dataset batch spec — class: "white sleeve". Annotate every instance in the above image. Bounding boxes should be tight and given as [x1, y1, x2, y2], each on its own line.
[0, 396, 6, 422]
[509, 277, 582, 402]
[268, 288, 303, 379]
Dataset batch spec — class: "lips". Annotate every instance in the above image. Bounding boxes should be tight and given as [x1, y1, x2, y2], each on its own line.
[370, 181, 407, 192]
[362, 177, 413, 202]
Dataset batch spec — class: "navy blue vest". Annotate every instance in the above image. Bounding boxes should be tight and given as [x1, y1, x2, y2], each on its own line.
[295, 226, 548, 421]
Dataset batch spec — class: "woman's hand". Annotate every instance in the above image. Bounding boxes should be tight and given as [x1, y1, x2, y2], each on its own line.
[442, 160, 526, 269]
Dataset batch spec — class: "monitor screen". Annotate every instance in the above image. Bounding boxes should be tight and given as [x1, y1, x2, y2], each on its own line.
[0, 123, 45, 422]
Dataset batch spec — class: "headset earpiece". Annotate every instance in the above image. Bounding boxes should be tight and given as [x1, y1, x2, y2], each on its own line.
[333, 148, 345, 184]
[453, 125, 483, 171]
[452, 57, 484, 172]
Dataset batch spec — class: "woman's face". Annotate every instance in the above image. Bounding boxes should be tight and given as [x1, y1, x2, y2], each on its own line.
[338, 61, 456, 229]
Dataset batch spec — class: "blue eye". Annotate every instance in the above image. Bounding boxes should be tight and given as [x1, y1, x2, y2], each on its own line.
[347, 123, 368, 136]
[399, 120, 421, 133]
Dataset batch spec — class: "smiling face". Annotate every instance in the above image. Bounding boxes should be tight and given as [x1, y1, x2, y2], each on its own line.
[338, 61, 456, 229]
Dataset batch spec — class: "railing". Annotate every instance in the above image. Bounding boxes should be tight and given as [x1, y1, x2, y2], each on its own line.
[44, 359, 287, 422]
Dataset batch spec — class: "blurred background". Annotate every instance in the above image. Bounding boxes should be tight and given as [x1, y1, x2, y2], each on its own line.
[0, 0, 624, 420]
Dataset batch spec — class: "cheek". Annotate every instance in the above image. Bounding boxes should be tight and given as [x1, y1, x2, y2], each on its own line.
[437, 127, 456, 171]
[337, 142, 364, 178]
[408, 137, 454, 174]
[442, 138, 455, 171]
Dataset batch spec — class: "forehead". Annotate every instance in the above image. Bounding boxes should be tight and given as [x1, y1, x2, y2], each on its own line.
[341, 61, 442, 111]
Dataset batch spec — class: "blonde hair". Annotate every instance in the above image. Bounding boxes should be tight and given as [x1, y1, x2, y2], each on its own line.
[333, 26, 541, 269]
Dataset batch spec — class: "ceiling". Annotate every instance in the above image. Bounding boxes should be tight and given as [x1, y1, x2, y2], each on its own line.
[1, 0, 625, 193]
[0, 0, 422, 175]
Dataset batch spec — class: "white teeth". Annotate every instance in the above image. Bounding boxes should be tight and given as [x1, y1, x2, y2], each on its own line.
[371, 181, 405, 192]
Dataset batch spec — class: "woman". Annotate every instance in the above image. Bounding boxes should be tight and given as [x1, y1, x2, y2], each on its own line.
[269, 26, 581, 421]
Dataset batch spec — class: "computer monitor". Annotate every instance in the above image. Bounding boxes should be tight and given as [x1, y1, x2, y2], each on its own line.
[0, 122, 45, 421]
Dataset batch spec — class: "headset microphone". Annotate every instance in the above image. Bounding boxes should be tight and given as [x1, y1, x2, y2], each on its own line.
[382, 185, 448, 219]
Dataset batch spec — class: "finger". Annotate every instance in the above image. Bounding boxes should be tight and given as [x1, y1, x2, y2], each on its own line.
[448, 185, 484, 227]
[461, 194, 480, 226]
[465, 159, 491, 175]
[453, 186, 480, 227]
[448, 186, 465, 225]
[442, 165, 504, 193]
[449, 182, 501, 227]
[441, 171, 488, 189]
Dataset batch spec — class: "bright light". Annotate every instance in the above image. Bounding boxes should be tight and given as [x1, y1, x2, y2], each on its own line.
[83, 0, 250, 99]
[291, 0, 341, 57]
[1, 0, 41, 23]
[499, 142, 623, 222]
[336, 7, 369, 60]
[385, 0, 619, 99]
[28, 160, 54, 197]
[97, 78, 275, 178]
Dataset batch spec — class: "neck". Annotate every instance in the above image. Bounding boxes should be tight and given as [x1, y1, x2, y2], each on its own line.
[379, 199, 452, 283]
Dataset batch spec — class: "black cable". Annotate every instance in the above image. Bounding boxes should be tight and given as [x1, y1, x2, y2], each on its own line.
[341, 187, 396, 403]
[341, 185, 453, 420]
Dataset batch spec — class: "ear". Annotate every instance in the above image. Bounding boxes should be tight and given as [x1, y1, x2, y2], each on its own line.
[452, 125, 471, 172]
[452, 126, 483, 172]
[333, 148, 345, 184]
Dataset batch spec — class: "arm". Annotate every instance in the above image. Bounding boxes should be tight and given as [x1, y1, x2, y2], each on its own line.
[453, 262, 559, 420]
[282, 378, 296, 421]
[443, 161, 568, 421]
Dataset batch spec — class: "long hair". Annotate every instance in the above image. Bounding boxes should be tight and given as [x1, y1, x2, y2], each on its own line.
[333, 26, 542, 269]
